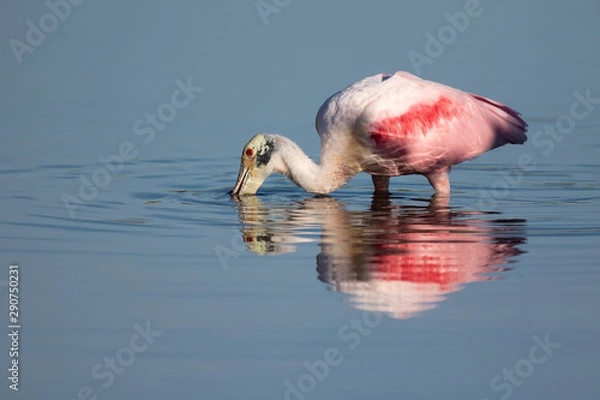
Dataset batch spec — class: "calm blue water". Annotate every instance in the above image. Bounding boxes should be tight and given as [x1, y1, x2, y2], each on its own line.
[1, 1, 600, 399]
[1, 126, 599, 399]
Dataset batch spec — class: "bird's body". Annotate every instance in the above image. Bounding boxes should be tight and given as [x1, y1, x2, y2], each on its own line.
[232, 71, 527, 196]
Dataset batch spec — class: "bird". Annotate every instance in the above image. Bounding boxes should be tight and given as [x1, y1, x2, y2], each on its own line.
[232, 71, 527, 196]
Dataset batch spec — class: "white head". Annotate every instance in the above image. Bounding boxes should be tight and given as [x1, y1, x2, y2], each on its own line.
[231, 134, 280, 196]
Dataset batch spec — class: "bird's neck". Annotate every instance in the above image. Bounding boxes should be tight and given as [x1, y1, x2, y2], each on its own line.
[273, 136, 359, 194]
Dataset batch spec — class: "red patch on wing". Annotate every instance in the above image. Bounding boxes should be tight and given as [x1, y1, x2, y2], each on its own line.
[369, 96, 456, 147]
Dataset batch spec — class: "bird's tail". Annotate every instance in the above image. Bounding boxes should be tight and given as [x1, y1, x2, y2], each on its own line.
[470, 94, 528, 144]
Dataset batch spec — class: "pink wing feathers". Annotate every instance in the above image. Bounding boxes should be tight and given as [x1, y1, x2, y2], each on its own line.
[369, 95, 458, 146]
[468, 93, 528, 143]
[353, 72, 528, 174]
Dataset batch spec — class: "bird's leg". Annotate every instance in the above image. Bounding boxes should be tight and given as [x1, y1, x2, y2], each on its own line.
[425, 167, 451, 195]
[371, 175, 390, 194]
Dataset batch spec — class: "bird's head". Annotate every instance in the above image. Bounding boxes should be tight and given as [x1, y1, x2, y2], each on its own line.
[231, 134, 278, 196]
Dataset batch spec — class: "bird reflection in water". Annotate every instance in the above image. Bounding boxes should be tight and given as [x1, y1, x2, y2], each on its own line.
[234, 195, 526, 320]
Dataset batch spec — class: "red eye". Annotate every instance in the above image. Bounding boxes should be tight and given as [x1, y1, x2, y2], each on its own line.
[245, 148, 254, 157]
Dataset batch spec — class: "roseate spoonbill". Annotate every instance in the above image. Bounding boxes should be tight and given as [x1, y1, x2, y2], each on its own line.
[232, 71, 527, 196]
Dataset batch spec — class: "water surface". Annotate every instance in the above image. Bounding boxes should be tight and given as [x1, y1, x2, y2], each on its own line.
[1, 126, 599, 399]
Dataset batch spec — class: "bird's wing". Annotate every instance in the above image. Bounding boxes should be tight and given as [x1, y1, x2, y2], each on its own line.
[351, 72, 527, 172]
